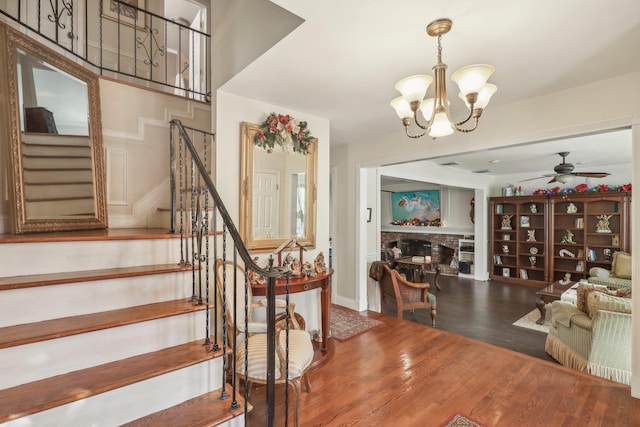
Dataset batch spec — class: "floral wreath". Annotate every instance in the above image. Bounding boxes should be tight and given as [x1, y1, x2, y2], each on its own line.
[255, 113, 314, 154]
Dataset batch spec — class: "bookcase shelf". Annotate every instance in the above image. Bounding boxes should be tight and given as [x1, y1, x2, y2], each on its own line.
[490, 192, 630, 288]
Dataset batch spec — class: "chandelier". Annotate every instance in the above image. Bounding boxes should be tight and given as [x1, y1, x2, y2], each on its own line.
[390, 18, 497, 139]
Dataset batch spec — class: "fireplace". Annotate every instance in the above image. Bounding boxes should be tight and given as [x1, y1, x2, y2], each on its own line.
[400, 239, 432, 257]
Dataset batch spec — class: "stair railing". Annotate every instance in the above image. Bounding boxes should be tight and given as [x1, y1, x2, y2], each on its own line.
[170, 119, 293, 426]
[0, 0, 210, 101]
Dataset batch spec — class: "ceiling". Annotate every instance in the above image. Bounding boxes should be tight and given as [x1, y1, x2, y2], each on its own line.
[219, 0, 640, 173]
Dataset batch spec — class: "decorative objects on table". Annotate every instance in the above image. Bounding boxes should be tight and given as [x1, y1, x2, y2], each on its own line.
[561, 229, 575, 244]
[301, 261, 315, 278]
[566, 203, 578, 213]
[390, 18, 496, 139]
[501, 214, 513, 230]
[274, 236, 307, 276]
[314, 252, 327, 275]
[526, 229, 536, 242]
[254, 113, 314, 154]
[595, 214, 613, 233]
[247, 256, 265, 284]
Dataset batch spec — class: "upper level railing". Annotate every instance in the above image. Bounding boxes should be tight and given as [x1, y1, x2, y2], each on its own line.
[0, 0, 210, 101]
[170, 120, 293, 426]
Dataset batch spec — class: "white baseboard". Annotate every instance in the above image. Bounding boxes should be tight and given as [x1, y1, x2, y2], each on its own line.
[332, 294, 359, 311]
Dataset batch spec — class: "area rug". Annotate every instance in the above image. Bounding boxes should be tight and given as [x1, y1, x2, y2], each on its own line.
[512, 306, 550, 333]
[441, 413, 484, 427]
[330, 305, 383, 342]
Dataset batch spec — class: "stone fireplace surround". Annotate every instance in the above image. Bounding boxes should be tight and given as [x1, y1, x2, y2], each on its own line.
[381, 231, 465, 276]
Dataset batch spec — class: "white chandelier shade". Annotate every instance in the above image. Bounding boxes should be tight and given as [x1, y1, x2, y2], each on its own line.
[390, 18, 497, 139]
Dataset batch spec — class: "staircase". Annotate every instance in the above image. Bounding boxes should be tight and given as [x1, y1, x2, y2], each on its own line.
[0, 229, 247, 426]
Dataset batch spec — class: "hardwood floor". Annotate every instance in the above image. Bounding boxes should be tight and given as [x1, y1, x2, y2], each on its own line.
[402, 274, 555, 362]
[246, 275, 640, 426]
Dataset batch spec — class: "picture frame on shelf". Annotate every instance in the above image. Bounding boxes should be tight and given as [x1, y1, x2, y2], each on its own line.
[503, 234, 510, 241]
[519, 269, 528, 279]
[520, 216, 530, 227]
[576, 261, 585, 272]
[575, 218, 584, 229]
[612, 235, 620, 246]
[502, 268, 510, 277]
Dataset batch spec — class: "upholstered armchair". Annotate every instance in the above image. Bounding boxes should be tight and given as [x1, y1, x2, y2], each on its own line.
[587, 251, 632, 290]
[378, 264, 436, 326]
[545, 288, 631, 385]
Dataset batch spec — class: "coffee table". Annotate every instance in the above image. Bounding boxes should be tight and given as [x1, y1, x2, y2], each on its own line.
[535, 280, 577, 325]
[395, 257, 441, 290]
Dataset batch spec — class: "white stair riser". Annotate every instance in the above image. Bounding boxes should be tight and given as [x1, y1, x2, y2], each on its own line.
[0, 311, 211, 389]
[0, 272, 196, 328]
[1, 358, 224, 427]
[0, 239, 182, 277]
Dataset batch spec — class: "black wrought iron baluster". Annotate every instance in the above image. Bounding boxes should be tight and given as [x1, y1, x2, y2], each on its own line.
[189, 158, 197, 302]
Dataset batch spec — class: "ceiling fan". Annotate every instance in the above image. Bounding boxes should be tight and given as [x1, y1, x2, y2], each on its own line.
[521, 152, 610, 184]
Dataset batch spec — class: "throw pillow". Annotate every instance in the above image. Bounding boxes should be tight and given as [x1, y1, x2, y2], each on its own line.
[587, 291, 632, 318]
[588, 267, 610, 278]
[576, 283, 614, 315]
[611, 251, 632, 279]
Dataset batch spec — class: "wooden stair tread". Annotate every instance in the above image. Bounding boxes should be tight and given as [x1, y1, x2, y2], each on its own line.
[0, 339, 227, 423]
[0, 228, 177, 244]
[0, 299, 210, 349]
[0, 263, 192, 291]
[123, 383, 251, 427]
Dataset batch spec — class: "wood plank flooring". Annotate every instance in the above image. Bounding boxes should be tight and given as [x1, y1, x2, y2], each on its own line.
[245, 275, 640, 426]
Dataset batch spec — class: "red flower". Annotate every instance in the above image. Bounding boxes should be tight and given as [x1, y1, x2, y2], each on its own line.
[551, 186, 561, 193]
[278, 114, 291, 125]
[574, 183, 588, 192]
[598, 184, 609, 192]
[622, 183, 632, 192]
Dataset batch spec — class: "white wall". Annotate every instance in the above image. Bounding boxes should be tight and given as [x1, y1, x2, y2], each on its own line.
[215, 90, 330, 333]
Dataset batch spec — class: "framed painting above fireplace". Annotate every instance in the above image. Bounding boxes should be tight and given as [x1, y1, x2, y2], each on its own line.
[391, 190, 441, 225]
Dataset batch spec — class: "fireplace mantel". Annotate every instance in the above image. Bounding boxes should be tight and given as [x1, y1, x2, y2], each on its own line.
[381, 225, 474, 236]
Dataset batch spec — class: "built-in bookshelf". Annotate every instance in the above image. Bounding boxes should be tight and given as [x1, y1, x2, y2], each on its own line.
[490, 196, 549, 287]
[490, 192, 630, 287]
[549, 192, 629, 283]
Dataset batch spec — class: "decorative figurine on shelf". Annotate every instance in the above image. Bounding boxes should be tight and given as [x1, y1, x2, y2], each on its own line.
[595, 214, 613, 233]
[604, 248, 612, 261]
[529, 256, 537, 267]
[561, 229, 576, 244]
[567, 203, 578, 214]
[530, 204, 537, 214]
[501, 214, 513, 230]
[527, 230, 536, 242]
[559, 272, 572, 285]
[314, 252, 327, 275]
[502, 245, 509, 254]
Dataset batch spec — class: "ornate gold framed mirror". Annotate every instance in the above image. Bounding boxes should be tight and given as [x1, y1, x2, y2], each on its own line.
[0, 23, 107, 233]
[240, 121, 317, 251]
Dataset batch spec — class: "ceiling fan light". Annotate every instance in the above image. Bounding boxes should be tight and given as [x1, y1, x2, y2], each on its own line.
[395, 75, 433, 103]
[451, 64, 495, 96]
[555, 174, 574, 184]
[428, 111, 454, 137]
[390, 97, 413, 119]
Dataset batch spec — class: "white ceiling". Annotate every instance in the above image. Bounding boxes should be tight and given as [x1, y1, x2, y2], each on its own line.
[219, 0, 640, 174]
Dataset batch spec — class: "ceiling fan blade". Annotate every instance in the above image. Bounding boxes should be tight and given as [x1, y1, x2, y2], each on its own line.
[547, 177, 558, 184]
[573, 172, 610, 178]
[518, 176, 545, 182]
